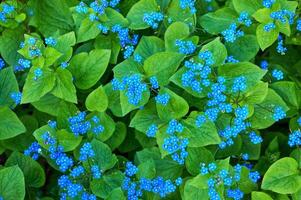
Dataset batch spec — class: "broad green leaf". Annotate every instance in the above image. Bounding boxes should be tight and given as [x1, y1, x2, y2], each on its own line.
[199, 7, 237, 34]
[135, 36, 165, 60]
[156, 88, 189, 121]
[225, 35, 259, 61]
[106, 188, 126, 200]
[143, 52, 184, 85]
[256, 24, 279, 51]
[105, 122, 127, 151]
[32, 94, 77, 117]
[186, 147, 214, 175]
[201, 37, 227, 65]
[94, 34, 121, 64]
[33, 125, 82, 152]
[126, 0, 158, 30]
[112, 58, 140, 79]
[165, 22, 190, 52]
[0, 67, 19, 108]
[91, 171, 124, 199]
[167, 0, 196, 28]
[252, 8, 271, 23]
[21, 67, 56, 104]
[6, 152, 45, 188]
[271, 81, 300, 109]
[29, 0, 74, 36]
[51, 68, 77, 103]
[244, 82, 269, 105]
[184, 175, 210, 200]
[0, 165, 25, 200]
[262, 157, 301, 194]
[69, 49, 111, 89]
[103, 8, 129, 28]
[0, 28, 24, 65]
[232, 0, 262, 14]
[249, 89, 289, 129]
[44, 47, 62, 67]
[252, 192, 273, 200]
[77, 17, 100, 43]
[130, 100, 163, 133]
[91, 139, 118, 171]
[0, 106, 26, 140]
[183, 111, 220, 147]
[218, 62, 266, 91]
[136, 159, 156, 179]
[86, 86, 108, 112]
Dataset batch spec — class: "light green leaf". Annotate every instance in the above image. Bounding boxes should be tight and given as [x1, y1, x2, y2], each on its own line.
[85, 86, 108, 112]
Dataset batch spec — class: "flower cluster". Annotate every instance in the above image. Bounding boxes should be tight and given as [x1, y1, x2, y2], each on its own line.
[150, 76, 159, 89]
[162, 120, 189, 164]
[232, 76, 247, 93]
[272, 106, 286, 121]
[179, 0, 196, 14]
[14, 58, 31, 72]
[270, 9, 295, 25]
[45, 37, 57, 46]
[226, 56, 239, 63]
[21, 37, 42, 58]
[276, 35, 287, 55]
[264, 22, 276, 32]
[112, 74, 148, 105]
[237, 12, 252, 27]
[288, 130, 301, 147]
[271, 69, 284, 80]
[68, 112, 104, 136]
[297, 19, 301, 31]
[263, 0, 275, 8]
[175, 39, 197, 55]
[0, 3, 14, 22]
[221, 23, 244, 43]
[146, 124, 158, 138]
[155, 93, 170, 106]
[10, 91, 22, 105]
[200, 163, 260, 200]
[143, 12, 164, 29]
[260, 60, 268, 70]
[0, 58, 5, 70]
[24, 142, 41, 160]
[122, 162, 182, 199]
[181, 50, 213, 93]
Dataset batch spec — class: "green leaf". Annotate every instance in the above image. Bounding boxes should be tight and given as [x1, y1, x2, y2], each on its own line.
[184, 175, 210, 200]
[134, 36, 165, 60]
[244, 82, 269, 105]
[136, 159, 156, 179]
[130, 100, 162, 133]
[0, 28, 24, 65]
[270, 81, 300, 109]
[89, 112, 116, 142]
[156, 88, 189, 121]
[112, 58, 140, 79]
[0, 67, 19, 108]
[256, 24, 279, 51]
[77, 17, 100, 43]
[167, 0, 195, 28]
[32, 94, 78, 117]
[0, 106, 26, 140]
[91, 171, 124, 198]
[44, 47, 63, 67]
[165, 22, 190, 52]
[126, 0, 159, 30]
[106, 188, 126, 200]
[225, 35, 259, 61]
[105, 122, 127, 151]
[143, 52, 184, 85]
[252, 8, 271, 23]
[201, 37, 227, 66]
[183, 111, 220, 147]
[0, 166, 25, 200]
[262, 157, 301, 194]
[91, 139, 118, 171]
[69, 49, 111, 89]
[249, 89, 289, 129]
[103, 8, 129, 28]
[252, 192, 273, 200]
[232, 0, 262, 14]
[21, 67, 56, 104]
[94, 34, 121, 64]
[29, 0, 74, 36]
[199, 7, 237, 34]
[51, 68, 77, 103]
[218, 62, 266, 91]
[186, 147, 214, 175]
[33, 125, 82, 152]
[5, 152, 45, 188]
[85, 86, 108, 112]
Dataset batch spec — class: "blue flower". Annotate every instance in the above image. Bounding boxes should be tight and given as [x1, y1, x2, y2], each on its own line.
[249, 132, 263, 144]
[10, 91, 22, 105]
[272, 69, 284, 80]
[143, 12, 164, 29]
[91, 165, 102, 179]
[260, 60, 269, 70]
[79, 143, 95, 161]
[232, 76, 247, 93]
[238, 12, 252, 27]
[263, 0, 275, 8]
[155, 93, 170, 106]
[34, 68, 43, 80]
[175, 39, 196, 55]
[125, 162, 138, 177]
[150, 76, 159, 89]
[0, 58, 5, 70]
[179, 0, 196, 14]
[45, 37, 57, 46]
[264, 22, 276, 32]
[146, 124, 158, 138]
[288, 130, 301, 147]
[70, 166, 85, 178]
[222, 23, 244, 43]
[249, 171, 260, 183]
[24, 142, 41, 160]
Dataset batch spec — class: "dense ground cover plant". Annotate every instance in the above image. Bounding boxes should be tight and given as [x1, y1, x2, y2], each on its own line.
[1, 0, 301, 199]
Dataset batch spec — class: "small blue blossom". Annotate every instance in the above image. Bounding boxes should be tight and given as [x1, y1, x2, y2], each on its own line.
[273, 106, 286, 121]
[45, 37, 57, 46]
[75, 2, 88, 14]
[297, 19, 301, 31]
[241, 153, 249, 161]
[143, 12, 164, 29]
[0, 58, 5, 70]
[179, 0, 196, 14]
[232, 76, 247, 93]
[263, 0, 275, 8]
[195, 114, 206, 127]
[249, 132, 263, 144]
[276, 35, 287, 55]
[125, 162, 138, 177]
[238, 12, 252, 27]
[24, 142, 41, 160]
[272, 69, 284, 80]
[150, 76, 159, 89]
[91, 165, 102, 179]
[227, 189, 244, 200]
[155, 93, 170, 106]
[264, 22, 276, 32]
[34, 68, 43, 80]
[175, 39, 196, 55]
[222, 23, 244, 43]
[10, 91, 22, 105]
[79, 143, 95, 161]
[226, 56, 239, 63]
[70, 166, 85, 178]
[146, 124, 158, 138]
[134, 53, 143, 63]
[260, 60, 268, 70]
[249, 171, 260, 183]
[288, 130, 301, 147]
